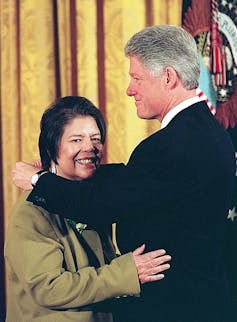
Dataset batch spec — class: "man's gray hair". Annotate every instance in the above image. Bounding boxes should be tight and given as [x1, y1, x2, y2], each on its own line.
[124, 25, 200, 90]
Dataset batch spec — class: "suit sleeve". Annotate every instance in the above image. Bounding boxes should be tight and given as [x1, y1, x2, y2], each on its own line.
[27, 162, 169, 225]
[4, 199, 140, 309]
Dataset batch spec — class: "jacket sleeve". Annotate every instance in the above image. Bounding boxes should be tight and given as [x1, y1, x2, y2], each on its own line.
[27, 162, 168, 225]
[4, 197, 140, 309]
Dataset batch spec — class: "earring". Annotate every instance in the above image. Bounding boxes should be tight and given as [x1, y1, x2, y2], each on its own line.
[51, 163, 57, 174]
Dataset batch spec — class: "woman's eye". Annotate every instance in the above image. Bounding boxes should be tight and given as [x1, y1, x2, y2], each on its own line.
[72, 139, 81, 143]
[92, 138, 101, 143]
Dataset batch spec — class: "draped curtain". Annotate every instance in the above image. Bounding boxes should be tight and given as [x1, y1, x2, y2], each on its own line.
[0, 0, 181, 319]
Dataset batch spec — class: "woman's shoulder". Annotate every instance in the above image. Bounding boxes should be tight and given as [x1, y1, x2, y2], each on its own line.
[8, 191, 52, 232]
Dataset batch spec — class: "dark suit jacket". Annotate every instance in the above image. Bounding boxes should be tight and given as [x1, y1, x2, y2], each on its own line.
[28, 101, 236, 322]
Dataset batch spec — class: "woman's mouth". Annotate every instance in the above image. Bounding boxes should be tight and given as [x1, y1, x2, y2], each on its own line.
[75, 158, 94, 165]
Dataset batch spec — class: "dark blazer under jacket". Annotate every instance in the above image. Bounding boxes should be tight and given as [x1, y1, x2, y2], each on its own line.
[28, 101, 236, 322]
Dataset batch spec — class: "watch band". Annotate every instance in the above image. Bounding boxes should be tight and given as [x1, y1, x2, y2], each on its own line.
[31, 169, 48, 187]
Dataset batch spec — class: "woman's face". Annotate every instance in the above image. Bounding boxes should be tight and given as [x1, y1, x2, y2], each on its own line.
[55, 115, 103, 181]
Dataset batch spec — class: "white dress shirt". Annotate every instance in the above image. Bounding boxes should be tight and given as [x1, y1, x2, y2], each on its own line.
[161, 94, 205, 129]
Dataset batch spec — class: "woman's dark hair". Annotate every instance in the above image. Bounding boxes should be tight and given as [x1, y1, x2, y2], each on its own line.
[39, 96, 106, 170]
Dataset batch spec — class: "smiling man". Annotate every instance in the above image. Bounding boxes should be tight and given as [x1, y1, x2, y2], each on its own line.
[13, 25, 236, 322]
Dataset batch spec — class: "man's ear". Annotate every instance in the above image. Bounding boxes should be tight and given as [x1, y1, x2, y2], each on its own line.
[164, 66, 178, 89]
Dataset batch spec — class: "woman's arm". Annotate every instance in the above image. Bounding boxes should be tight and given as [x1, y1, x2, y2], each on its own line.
[5, 194, 170, 309]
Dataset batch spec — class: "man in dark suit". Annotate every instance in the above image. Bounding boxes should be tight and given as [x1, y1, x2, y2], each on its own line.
[13, 25, 236, 322]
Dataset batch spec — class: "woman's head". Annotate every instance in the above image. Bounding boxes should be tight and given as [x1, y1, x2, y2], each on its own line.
[39, 96, 106, 180]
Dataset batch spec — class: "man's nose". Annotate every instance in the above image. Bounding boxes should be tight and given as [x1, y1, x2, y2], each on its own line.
[126, 82, 136, 96]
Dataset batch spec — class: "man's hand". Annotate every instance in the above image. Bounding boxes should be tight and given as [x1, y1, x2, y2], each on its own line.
[12, 161, 41, 190]
[132, 244, 171, 284]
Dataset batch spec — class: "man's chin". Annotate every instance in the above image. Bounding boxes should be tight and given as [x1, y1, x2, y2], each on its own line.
[137, 111, 148, 119]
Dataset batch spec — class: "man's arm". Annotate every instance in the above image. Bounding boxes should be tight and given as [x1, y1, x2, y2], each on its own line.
[13, 158, 172, 225]
[13, 161, 161, 224]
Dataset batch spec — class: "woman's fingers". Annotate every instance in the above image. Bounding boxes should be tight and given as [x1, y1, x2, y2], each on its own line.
[132, 244, 146, 256]
[132, 246, 172, 285]
[136, 254, 172, 273]
[139, 273, 165, 284]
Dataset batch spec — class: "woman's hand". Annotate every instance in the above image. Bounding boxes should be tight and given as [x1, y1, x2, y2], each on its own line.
[12, 161, 41, 190]
[132, 244, 171, 284]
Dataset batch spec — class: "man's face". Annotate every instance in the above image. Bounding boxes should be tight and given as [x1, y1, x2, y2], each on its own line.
[126, 55, 167, 121]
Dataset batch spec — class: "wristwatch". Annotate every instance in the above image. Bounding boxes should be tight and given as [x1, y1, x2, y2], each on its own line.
[31, 169, 48, 187]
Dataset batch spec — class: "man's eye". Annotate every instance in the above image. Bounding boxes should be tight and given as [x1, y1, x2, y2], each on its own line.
[132, 75, 142, 81]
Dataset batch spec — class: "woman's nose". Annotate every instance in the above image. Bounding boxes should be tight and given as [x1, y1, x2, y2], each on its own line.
[81, 139, 94, 151]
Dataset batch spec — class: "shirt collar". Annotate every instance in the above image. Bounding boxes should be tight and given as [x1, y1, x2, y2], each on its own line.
[161, 93, 204, 129]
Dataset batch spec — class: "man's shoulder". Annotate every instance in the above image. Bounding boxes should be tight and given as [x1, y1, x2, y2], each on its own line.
[95, 163, 125, 178]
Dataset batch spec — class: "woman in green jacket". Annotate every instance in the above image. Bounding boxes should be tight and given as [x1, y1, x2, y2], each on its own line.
[5, 96, 171, 322]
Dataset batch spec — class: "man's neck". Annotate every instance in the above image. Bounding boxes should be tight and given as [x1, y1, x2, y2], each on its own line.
[161, 91, 200, 129]
[160, 88, 197, 122]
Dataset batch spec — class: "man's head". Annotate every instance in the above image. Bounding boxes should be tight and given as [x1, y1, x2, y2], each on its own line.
[124, 25, 200, 121]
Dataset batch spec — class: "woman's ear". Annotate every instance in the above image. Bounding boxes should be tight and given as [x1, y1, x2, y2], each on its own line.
[50, 162, 57, 174]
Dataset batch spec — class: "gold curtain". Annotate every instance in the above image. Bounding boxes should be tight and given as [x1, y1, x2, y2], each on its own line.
[0, 0, 181, 318]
